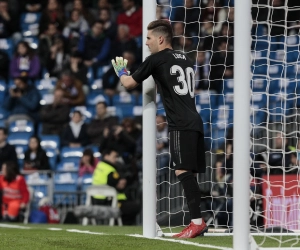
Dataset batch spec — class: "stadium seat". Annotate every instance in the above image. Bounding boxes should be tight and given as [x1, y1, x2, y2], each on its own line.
[7, 133, 31, 146]
[252, 36, 269, 51]
[53, 172, 78, 205]
[90, 79, 104, 93]
[9, 120, 34, 135]
[222, 79, 234, 94]
[20, 12, 41, 37]
[210, 124, 227, 150]
[0, 38, 14, 58]
[116, 105, 142, 119]
[22, 36, 39, 49]
[56, 161, 79, 172]
[268, 64, 285, 78]
[0, 80, 6, 102]
[7, 133, 31, 167]
[80, 173, 93, 192]
[195, 90, 218, 110]
[95, 65, 110, 79]
[54, 172, 78, 192]
[86, 92, 110, 107]
[71, 106, 95, 122]
[40, 135, 60, 150]
[251, 77, 268, 93]
[211, 105, 233, 127]
[0, 107, 8, 123]
[250, 93, 267, 126]
[112, 92, 136, 106]
[25, 172, 51, 200]
[45, 148, 58, 171]
[270, 36, 285, 50]
[35, 78, 56, 91]
[39, 90, 54, 105]
[60, 146, 83, 163]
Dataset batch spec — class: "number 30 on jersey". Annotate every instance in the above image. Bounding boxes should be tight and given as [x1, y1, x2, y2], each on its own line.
[170, 65, 195, 97]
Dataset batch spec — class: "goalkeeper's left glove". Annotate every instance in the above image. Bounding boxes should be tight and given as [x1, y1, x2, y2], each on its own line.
[111, 57, 129, 78]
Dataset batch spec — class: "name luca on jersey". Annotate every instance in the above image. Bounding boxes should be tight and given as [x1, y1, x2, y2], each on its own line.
[173, 53, 186, 60]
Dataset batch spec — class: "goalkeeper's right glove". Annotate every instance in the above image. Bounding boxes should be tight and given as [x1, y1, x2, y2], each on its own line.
[111, 57, 129, 78]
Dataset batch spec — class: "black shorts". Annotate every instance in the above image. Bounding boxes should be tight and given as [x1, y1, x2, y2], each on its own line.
[169, 130, 206, 173]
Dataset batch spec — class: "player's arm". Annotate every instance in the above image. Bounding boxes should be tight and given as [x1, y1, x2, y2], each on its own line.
[111, 57, 138, 90]
[112, 56, 153, 89]
[120, 75, 138, 89]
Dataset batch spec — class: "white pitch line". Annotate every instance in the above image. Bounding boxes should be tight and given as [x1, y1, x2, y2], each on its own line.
[127, 234, 233, 250]
[47, 228, 63, 231]
[0, 223, 31, 229]
[66, 229, 107, 235]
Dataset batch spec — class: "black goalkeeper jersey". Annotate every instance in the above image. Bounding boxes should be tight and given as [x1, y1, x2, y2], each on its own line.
[132, 48, 204, 133]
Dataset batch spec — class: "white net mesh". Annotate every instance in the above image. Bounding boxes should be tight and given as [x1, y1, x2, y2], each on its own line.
[155, 0, 300, 247]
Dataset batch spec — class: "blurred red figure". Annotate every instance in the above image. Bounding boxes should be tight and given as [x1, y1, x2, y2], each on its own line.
[0, 161, 29, 222]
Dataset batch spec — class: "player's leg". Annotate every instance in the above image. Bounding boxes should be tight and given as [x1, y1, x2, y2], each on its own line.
[169, 131, 207, 238]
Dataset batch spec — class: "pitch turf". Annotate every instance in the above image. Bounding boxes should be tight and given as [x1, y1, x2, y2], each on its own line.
[0, 224, 299, 250]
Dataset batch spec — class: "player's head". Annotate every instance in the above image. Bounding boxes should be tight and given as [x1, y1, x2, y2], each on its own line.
[146, 20, 173, 54]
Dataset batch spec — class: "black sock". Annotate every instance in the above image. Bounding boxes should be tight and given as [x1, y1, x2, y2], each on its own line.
[178, 171, 202, 219]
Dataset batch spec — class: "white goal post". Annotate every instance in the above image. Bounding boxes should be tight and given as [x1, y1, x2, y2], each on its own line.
[142, 0, 300, 249]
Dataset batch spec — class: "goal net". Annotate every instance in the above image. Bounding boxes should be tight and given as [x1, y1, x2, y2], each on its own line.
[154, 0, 300, 248]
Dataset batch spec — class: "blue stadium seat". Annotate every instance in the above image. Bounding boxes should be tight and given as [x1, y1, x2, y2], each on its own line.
[35, 78, 56, 91]
[268, 79, 297, 97]
[40, 135, 60, 150]
[60, 146, 83, 162]
[137, 93, 164, 106]
[112, 92, 136, 106]
[71, 106, 95, 122]
[217, 93, 234, 109]
[54, 172, 78, 204]
[115, 105, 143, 119]
[20, 12, 41, 37]
[268, 93, 296, 122]
[80, 173, 93, 192]
[195, 90, 218, 111]
[87, 67, 94, 84]
[90, 79, 104, 93]
[25, 172, 50, 199]
[39, 90, 54, 105]
[22, 36, 39, 49]
[211, 105, 233, 127]
[0, 38, 14, 58]
[270, 36, 285, 50]
[251, 77, 268, 92]
[268, 64, 284, 78]
[45, 148, 58, 171]
[252, 35, 269, 51]
[251, 24, 267, 38]
[56, 161, 79, 172]
[7, 133, 31, 166]
[87, 145, 101, 159]
[286, 64, 300, 79]
[250, 93, 267, 126]
[222, 79, 234, 94]
[0, 80, 6, 102]
[210, 124, 228, 150]
[86, 92, 110, 106]
[9, 120, 34, 135]
[54, 172, 78, 192]
[95, 65, 110, 79]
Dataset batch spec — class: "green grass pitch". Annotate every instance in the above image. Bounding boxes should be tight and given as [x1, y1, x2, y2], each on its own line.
[0, 224, 299, 249]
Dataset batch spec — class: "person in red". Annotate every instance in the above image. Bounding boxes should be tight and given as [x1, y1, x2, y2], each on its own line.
[0, 161, 29, 222]
[78, 148, 99, 177]
[117, 0, 142, 38]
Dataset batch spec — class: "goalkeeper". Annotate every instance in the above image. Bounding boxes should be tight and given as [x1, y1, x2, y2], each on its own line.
[112, 20, 207, 238]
